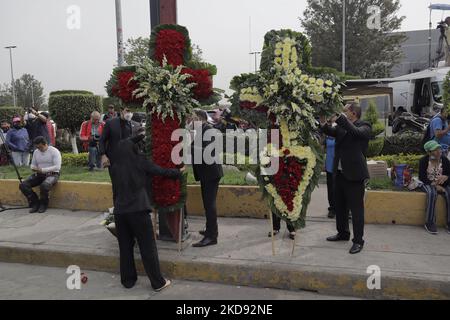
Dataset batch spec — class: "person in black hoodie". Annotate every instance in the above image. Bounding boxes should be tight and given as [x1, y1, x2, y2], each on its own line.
[419, 140, 450, 235]
[111, 135, 184, 291]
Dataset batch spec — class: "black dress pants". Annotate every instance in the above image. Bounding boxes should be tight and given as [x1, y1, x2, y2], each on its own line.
[114, 211, 165, 289]
[200, 178, 220, 239]
[272, 213, 295, 233]
[335, 171, 365, 245]
[326, 172, 336, 212]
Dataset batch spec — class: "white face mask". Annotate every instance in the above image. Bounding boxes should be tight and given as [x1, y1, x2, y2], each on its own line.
[123, 112, 133, 122]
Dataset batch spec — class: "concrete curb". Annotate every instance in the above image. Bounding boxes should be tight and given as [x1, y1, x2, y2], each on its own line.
[0, 244, 448, 300]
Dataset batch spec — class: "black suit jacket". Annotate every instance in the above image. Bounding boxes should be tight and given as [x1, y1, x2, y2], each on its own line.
[192, 123, 224, 182]
[321, 116, 372, 182]
[99, 117, 140, 162]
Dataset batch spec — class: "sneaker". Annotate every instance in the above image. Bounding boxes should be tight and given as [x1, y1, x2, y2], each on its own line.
[155, 279, 172, 292]
[327, 210, 336, 219]
[424, 223, 438, 235]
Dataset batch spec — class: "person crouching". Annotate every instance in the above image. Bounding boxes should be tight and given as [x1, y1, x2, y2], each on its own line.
[19, 136, 61, 213]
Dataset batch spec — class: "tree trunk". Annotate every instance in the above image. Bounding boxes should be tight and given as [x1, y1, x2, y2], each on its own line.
[70, 132, 79, 154]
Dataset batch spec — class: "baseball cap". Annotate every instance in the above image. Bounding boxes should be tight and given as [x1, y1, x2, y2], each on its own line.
[424, 140, 442, 152]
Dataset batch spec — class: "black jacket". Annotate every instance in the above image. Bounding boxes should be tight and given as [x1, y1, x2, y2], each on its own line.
[99, 117, 140, 162]
[321, 116, 372, 182]
[419, 155, 450, 187]
[112, 139, 181, 214]
[192, 123, 224, 182]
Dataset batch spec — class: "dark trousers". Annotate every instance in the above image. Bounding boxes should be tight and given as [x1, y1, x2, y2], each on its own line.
[19, 173, 59, 205]
[326, 172, 336, 211]
[114, 211, 165, 290]
[335, 171, 365, 245]
[422, 184, 450, 226]
[107, 164, 117, 203]
[272, 213, 295, 232]
[200, 178, 220, 239]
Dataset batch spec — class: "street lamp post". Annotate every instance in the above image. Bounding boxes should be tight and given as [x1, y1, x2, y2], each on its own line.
[5, 46, 17, 107]
[115, 0, 125, 66]
[342, 0, 346, 74]
[249, 51, 261, 73]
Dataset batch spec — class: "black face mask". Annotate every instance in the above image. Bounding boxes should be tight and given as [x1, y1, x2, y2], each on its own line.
[13, 124, 21, 129]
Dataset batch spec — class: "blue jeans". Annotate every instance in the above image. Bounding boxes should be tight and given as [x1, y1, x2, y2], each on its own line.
[422, 184, 450, 226]
[88, 146, 101, 169]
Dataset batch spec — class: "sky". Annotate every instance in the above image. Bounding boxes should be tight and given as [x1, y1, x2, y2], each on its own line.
[0, 0, 449, 100]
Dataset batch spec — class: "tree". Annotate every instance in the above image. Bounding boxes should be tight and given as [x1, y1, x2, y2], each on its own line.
[13, 74, 46, 109]
[0, 84, 13, 106]
[48, 91, 102, 154]
[301, 0, 407, 78]
[124, 36, 203, 66]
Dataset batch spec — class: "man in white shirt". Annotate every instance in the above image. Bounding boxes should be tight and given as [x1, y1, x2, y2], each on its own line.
[19, 136, 61, 213]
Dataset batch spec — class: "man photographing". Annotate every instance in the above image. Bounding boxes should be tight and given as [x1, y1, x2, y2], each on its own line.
[19, 136, 61, 213]
[24, 108, 50, 149]
[320, 102, 372, 254]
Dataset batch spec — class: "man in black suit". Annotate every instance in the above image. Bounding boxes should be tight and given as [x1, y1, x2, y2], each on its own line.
[99, 106, 141, 202]
[320, 102, 372, 254]
[189, 109, 224, 248]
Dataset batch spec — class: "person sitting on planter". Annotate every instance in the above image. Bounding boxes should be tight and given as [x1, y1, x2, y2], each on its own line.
[6, 116, 30, 166]
[110, 135, 184, 291]
[419, 140, 450, 235]
[19, 136, 61, 213]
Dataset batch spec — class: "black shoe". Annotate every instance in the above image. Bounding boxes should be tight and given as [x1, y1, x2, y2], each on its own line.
[268, 230, 280, 238]
[29, 202, 40, 214]
[349, 243, 363, 254]
[425, 223, 438, 235]
[328, 210, 336, 219]
[192, 237, 217, 248]
[199, 230, 206, 236]
[289, 232, 296, 240]
[121, 280, 137, 289]
[38, 201, 48, 213]
[326, 234, 350, 242]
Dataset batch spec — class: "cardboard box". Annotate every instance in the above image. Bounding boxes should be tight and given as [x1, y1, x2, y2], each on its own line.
[367, 160, 388, 179]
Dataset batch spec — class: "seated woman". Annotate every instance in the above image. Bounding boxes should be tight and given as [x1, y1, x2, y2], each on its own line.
[419, 140, 450, 235]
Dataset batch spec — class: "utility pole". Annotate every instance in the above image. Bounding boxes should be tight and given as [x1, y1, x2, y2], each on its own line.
[249, 51, 261, 73]
[115, 0, 125, 66]
[342, 0, 346, 74]
[5, 46, 17, 107]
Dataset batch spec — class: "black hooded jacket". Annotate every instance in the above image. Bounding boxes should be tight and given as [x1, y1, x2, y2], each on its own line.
[111, 138, 181, 214]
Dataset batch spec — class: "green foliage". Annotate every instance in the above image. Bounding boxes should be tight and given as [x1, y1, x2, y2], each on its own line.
[11, 74, 46, 109]
[185, 60, 217, 76]
[307, 66, 359, 81]
[367, 137, 384, 157]
[48, 93, 102, 133]
[50, 90, 93, 96]
[124, 37, 151, 66]
[0, 106, 24, 121]
[301, 0, 407, 78]
[370, 154, 422, 173]
[102, 96, 120, 113]
[61, 153, 89, 167]
[381, 131, 424, 155]
[367, 177, 393, 191]
[444, 71, 450, 112]
[364, 100, 385, 138]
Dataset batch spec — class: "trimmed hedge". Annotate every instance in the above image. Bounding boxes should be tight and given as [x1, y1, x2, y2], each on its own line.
[48, 93, 102, 132]
[49, 90, 93, 96]
[370, 154, 422, 173]
[367, 137, 384, 157]
[0, 106, 24, 122]
[61, 153, 89, 167]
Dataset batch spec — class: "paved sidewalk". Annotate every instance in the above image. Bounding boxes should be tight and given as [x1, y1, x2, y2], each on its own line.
[0, 207, 449, 299]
